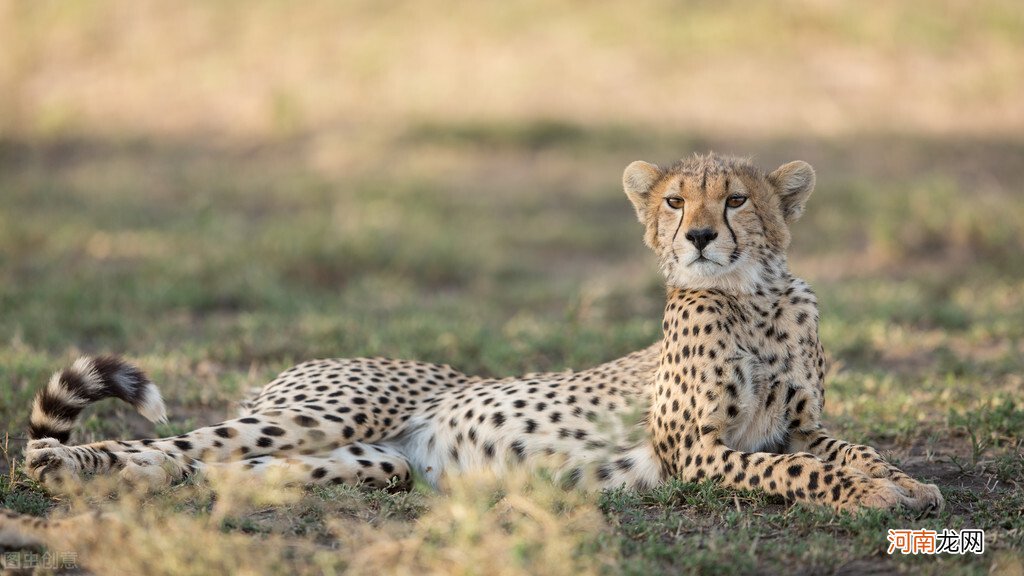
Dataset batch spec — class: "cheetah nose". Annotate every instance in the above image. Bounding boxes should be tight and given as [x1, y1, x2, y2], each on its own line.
[685, 228, 718, 251]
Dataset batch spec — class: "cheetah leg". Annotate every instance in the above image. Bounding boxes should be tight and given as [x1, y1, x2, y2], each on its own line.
[23, 438, 193, 492]
[679, 431, 933, 513]
[203, 442, 413, 490]
[23, 407, 382, 492]
[789, 428, 943, 512]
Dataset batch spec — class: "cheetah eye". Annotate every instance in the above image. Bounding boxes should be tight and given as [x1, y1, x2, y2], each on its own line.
[665, 196, 684, 210]
[726, 195, 747, 209]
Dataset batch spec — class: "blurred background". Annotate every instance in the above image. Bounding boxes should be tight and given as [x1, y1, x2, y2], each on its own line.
[1, 1, 1023, 440]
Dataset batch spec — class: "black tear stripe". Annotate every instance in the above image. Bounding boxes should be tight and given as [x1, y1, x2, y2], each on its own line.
[671, 204, 686, 244]
[722, 203, 740, 262]
[669, 210, 685, 265]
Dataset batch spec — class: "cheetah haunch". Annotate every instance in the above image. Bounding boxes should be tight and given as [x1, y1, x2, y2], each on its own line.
[19, 153, 942, 515]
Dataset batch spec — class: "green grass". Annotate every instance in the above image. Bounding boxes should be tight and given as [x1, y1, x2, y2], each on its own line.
[602, 478, 1024, 575]
[1, 128, 1022, 574]
[2, 1, 1024, 572]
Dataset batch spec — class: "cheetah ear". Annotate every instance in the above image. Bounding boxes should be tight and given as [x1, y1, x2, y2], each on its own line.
[769, 160, 815, 223]
[623, 161, 663, 223]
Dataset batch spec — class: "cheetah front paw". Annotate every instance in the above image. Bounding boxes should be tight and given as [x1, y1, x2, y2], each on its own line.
[826, 473, 912, 513]
[860, 460, 944, 515]
[849, 477, 910, 511]
[892, 476, 944, 514]
[864, 463, 945, 515]
[836, 474, 942, 514]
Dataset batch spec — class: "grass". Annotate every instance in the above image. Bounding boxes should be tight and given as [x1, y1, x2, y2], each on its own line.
[2, 128, 1022, 575]
[2, 1, 1024, 574]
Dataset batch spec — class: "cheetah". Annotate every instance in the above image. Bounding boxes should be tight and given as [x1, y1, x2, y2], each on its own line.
[622, 154, 942, 511]
[12, 153, 941, 521]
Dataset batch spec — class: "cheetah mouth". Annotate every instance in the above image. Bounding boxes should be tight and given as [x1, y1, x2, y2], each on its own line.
[690, 254, 723, 267]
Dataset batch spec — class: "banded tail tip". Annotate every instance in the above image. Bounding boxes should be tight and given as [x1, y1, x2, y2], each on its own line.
[28, 355, 166, 442]
[89, 355, 167, 423]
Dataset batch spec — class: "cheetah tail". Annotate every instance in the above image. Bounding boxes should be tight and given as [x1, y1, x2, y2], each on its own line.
[28, 355, 167, 443]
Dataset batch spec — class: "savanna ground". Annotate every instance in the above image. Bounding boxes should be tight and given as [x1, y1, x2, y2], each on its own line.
[1, 2, 1023, 574]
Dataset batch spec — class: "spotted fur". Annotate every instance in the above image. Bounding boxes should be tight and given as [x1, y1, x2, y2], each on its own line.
[13, 153, 941, 524]
[625, 153, 943, 511]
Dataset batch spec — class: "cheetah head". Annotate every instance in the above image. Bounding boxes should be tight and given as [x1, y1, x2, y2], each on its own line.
[623, 153, 814, 294]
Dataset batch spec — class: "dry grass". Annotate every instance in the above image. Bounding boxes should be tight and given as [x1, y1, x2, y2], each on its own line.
[4, 466, 613, 576]
[1, 1, 1023, 574]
